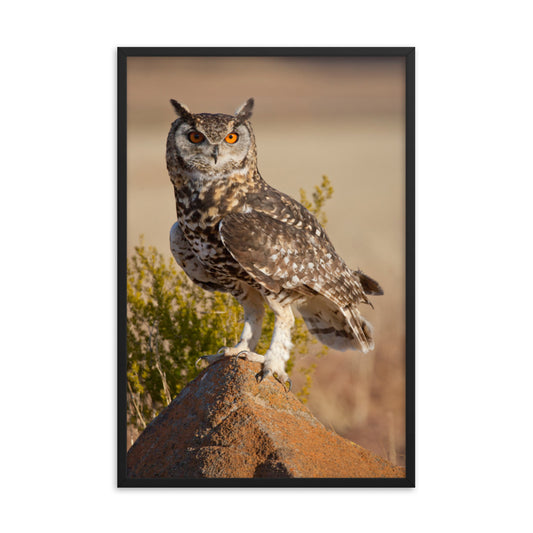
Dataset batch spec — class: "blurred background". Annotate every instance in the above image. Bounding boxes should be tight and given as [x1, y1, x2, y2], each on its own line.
[127, 56, 406, 465]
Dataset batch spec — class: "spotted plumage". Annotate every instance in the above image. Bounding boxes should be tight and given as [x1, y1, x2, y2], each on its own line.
[167, 98, 383, 388]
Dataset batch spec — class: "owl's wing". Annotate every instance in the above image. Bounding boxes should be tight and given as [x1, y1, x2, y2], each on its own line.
[218, 210, 370, 306]
[219, 210, 377, 351]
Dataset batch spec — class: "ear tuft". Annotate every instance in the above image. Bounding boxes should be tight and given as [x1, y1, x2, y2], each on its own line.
[170, 99, 192, 120]
[235, 98, 254, 122]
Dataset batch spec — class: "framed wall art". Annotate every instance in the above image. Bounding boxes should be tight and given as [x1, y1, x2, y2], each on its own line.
[118, 47, 415, 487]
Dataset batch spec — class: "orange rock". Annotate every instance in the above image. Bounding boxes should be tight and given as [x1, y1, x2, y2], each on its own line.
[127, 358, 405, 479]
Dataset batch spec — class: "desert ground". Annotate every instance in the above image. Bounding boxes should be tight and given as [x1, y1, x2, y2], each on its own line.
[126, 56, 406, 465]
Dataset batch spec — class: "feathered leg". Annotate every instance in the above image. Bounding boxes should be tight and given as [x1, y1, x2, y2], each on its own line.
[197, 285, 265, 366]
[198, 287, 293, 392]
[255, 295, 294, 390]
[232, 287, 265, 354]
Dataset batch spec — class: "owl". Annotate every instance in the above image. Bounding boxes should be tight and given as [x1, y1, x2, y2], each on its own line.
[166, 98, 383, 390]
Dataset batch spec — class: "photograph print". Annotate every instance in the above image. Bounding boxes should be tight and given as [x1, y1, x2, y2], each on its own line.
[118, 47, 414, 487]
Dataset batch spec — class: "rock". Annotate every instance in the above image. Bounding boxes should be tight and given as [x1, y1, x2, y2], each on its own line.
[127, 358, 405, 479]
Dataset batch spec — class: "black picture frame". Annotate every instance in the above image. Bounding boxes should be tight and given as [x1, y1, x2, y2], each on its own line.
[118, 46, 415, 488]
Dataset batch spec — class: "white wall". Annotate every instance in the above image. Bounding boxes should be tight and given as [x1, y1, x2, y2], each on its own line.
[1, 1, 532, 532]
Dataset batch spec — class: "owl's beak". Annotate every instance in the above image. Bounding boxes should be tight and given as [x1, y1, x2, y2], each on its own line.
[212, 145, 219, 164]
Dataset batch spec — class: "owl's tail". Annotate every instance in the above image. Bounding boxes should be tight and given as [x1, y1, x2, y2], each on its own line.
[298, 294, 375, 353]
[298, 267, 382, 352]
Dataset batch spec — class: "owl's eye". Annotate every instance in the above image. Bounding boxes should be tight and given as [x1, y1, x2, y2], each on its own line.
[224, 132, 239, 144]
[188, 131, 205, 144]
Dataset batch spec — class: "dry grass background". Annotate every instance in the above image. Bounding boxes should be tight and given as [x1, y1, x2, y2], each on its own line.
[127, 56, 406, 465]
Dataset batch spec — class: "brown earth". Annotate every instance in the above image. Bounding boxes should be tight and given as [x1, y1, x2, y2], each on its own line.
[127, 357, 405, 479]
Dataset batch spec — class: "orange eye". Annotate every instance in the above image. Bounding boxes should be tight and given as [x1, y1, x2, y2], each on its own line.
[225, 132, 239, 144]
[188, 131, 205, 144]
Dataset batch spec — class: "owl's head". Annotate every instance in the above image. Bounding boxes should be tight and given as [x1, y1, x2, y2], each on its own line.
[167, 98, 256, 182]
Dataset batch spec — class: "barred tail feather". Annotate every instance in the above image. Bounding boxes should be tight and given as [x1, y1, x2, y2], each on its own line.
[298, 295, 374, 353]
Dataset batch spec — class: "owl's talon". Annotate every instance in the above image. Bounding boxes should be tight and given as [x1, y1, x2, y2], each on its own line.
[196, 348, 264, 370]
[255, 368, 291, 392]
[285, 377, 292, 392]
[195, 351, 227, 367]
[255, 368, 273, 383]
[273, 373, 291, 392]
